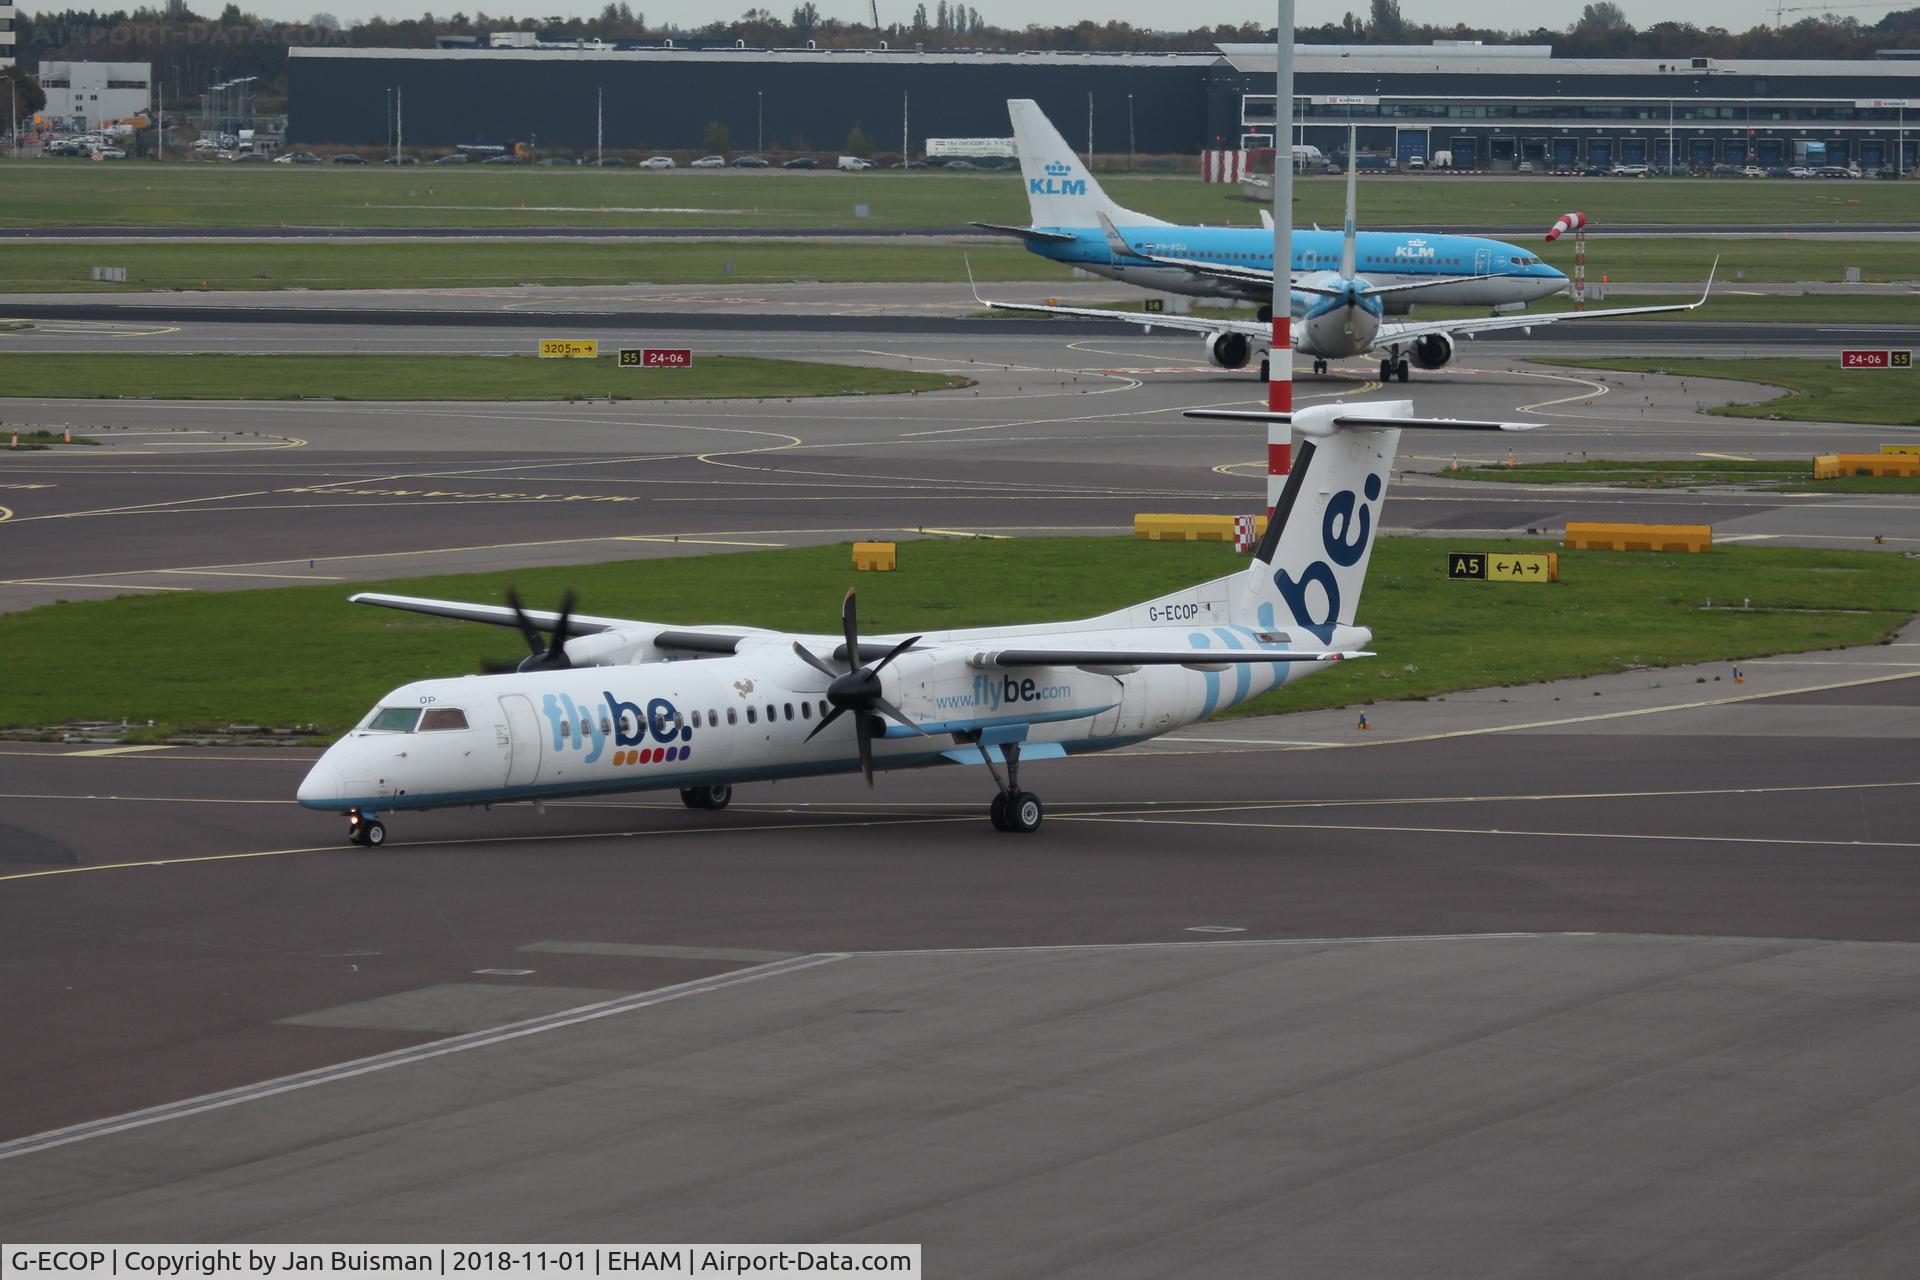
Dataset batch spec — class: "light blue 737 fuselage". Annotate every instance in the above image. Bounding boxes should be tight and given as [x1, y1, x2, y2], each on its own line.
[1031, 225, 1568, 313]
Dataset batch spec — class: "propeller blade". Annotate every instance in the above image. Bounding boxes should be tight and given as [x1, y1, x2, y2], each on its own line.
[840, 588, 860, 673]
[504, 588, 544, 658]
[805, 705, 846, 742]
[854, 712, 875, 788]
[869, 634, 922, 675]
[545, 589, 578, 664]
[870, 696, 926, 737]
[791, 641, 841, 680]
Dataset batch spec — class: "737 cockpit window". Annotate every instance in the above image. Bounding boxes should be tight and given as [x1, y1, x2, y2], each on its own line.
[419, 708, 469, 732]
[368, 707, 422, 733]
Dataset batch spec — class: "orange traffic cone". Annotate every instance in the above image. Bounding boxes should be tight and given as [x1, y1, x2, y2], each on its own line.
[62, 427, 71, 443]
[1505, 447, 1515, 468]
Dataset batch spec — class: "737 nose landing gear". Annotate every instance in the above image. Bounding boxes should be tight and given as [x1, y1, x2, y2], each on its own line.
[347, 809, 386, 847]
[976, 740, 1044, 833]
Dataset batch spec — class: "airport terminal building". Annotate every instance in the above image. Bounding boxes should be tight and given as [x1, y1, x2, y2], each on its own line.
[287, 40, 1920, 172]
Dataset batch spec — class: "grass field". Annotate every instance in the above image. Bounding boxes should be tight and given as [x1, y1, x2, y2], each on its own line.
[1547, 357, 1920, 427]
[0, 240, 1072, 293]
[2, 236, 1906, 296]
[1455, 457, 1920, 494]
[0, 353, 968, 401]
[2, 536, 1913, 737]
[3, 161, 1917, 231]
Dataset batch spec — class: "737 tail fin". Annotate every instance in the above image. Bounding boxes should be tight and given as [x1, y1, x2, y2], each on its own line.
[1008, 99, 1167, 231]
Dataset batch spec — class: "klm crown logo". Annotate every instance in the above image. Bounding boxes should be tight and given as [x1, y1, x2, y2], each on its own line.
[1030, 158, 1088, 198]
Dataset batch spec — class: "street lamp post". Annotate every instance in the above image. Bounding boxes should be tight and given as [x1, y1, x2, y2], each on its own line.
[756, 90, 763, 152]
[596, 85, 603, 166]
[1127, 92, 1135, 171]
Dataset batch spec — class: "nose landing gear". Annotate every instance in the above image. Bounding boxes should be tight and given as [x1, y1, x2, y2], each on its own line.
[347, 809, 386, 847]
[976, 740, 1044, 833]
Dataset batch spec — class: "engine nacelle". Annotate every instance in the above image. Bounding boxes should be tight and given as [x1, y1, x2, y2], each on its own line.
[1411, 332, 1455, 370]
[1204, 331, 1252, 371]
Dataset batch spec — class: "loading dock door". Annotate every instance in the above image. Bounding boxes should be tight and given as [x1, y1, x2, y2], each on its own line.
[1586, 138, 1613, 168]
[1489, 135, 1517, 169]
[1688, 138, 1715, 170]
[1396, 128, 1429, 165]
[1522, 137, 1548, 163]
[1552, 137, 1579, 168]
[1621, 137, 1647, 165]
[1448, 135, 1479, 168]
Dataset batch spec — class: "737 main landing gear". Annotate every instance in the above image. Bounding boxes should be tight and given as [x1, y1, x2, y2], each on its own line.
[347, 808, 385, 847]
[680, 783, 733, 810]
[977, 740, 1044, 833]
[1378, 355, 1411, 383]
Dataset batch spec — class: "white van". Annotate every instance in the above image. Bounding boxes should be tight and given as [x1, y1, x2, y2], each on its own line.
[837, 155, 874, 171]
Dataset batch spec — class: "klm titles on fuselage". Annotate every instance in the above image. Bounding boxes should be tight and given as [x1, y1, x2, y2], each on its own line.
[1029, 160, 1088, 197]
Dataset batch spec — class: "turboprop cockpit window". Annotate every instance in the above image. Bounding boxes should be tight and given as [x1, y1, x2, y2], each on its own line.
[367, 706, 422, 733]
[419, 708, 469, 732]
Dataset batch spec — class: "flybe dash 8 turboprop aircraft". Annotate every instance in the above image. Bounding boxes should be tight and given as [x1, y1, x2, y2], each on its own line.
[970, 99, 1567, 319]
[974, 126, 1719, 383]
[298, 401, 1534, 845]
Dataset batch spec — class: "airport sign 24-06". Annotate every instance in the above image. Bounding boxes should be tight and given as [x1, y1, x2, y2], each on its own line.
[1839, 349, 1912, 369]
[620, 348, 694, 368]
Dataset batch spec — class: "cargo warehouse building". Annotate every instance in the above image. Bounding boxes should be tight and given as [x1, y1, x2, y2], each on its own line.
[288, 41, 1920, 172]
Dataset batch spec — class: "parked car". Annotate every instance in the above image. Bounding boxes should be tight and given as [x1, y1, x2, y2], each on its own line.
[781, 156, 818, 169]
[1742, 165, 1766, 177]
[638, 155, 675, 169]
[1815, 165, 1859, 179]
[483, 154, 524, 164]
[330, 153, 369, 164]
[941, 159, 979, 170]
[382, 154, 419, 165]
[1786, 165, 1813, 178]
[590, 156, 626, 165]
[92, 147, 128, 160]
[273, 151, 321, 165]
[432, 153, 469, 164]
[1610, 163, 1649, 177]
[732, 155, 769, 168]
[888, 160, 928, 168]
[690, 154, 726, 168]
[228, 151, 265, 162]
[1515, 160, 1536, 174]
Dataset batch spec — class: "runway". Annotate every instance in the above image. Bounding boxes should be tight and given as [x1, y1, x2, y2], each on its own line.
[2, 320, 1916, 615]
[1, 633, 1917, 1265]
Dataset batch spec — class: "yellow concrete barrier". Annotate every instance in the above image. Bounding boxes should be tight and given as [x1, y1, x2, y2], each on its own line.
[1816, 452, 1920, 478]
[1564, 522, 1712, 553]
[852, 542, 896, 571]
[1881, 444, 1920, 457]
[1134, 514, 1238, 542]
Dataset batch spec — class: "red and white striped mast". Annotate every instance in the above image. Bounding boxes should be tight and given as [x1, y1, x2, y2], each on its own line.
[1547, 209, 1587, 311]
[1266, 0, 1296, 509]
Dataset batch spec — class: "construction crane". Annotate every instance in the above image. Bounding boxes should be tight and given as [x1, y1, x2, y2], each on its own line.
[1772, 2, 1896, 26]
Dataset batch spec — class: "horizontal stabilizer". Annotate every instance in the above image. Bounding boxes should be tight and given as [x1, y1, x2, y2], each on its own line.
[967, 220, 1077, 243]
[1183, 409, 1538, 434]
[974, 648, 1370, 667]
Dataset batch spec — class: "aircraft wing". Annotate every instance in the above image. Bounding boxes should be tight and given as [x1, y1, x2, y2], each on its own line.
[348, 592, 752, 654]
[975, 291, 1271, 338]
[1373, 258, 1718, 350]
[967, 220, 1078, 244]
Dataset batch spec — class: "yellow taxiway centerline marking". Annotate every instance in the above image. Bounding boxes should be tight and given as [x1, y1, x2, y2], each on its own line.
[61, 745, 175, 759]
[1059, 813, 1920, 851]
[0, 812, 989, 884]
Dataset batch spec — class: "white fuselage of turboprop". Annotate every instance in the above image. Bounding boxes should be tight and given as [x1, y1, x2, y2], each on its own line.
[297, 618, 1368, 814]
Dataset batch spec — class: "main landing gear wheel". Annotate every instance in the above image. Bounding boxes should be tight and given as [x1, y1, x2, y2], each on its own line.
[347, 810, 385, 847]
[1396, 360, 1411, 383]
[680, 783, 733, 811]
[1312, 358, 1328, 375]
[978, 741, 1044, 834]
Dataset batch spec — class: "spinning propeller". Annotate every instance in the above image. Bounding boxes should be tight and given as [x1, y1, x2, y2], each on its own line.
[483, 588, 579, 674]
[791, 589, 925, 786]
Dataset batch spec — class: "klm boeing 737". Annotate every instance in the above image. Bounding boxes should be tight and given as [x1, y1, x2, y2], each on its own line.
[971, 99, 1568, 322]
[975, 112, 1715, 382]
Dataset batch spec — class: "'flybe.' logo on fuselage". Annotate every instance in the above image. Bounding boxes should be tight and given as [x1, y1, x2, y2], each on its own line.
[541, 690, 691, 765]
[1030, 159, 1087, 197]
